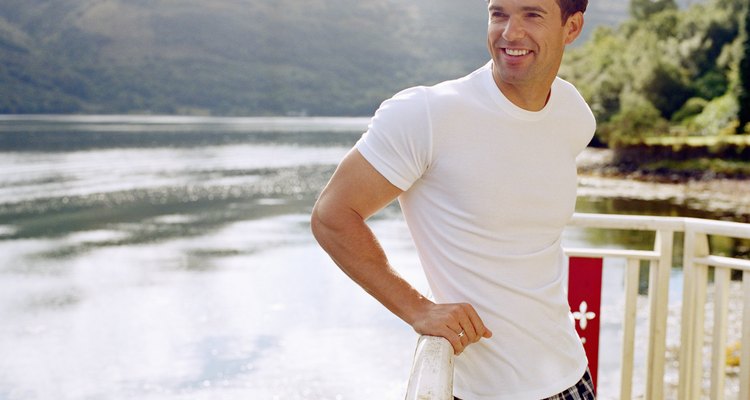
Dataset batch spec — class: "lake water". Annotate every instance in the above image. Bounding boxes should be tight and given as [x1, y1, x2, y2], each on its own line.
[0, 116, 745, 400]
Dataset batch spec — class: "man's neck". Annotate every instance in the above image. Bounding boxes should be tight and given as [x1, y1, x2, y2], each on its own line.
[491, 68, 553, 112]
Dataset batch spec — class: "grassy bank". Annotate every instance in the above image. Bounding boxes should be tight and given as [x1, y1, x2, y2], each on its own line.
[611, 135, 750, 180]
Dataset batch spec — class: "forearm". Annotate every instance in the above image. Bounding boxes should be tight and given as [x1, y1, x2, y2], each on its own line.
[310, 149, 491, 354]
[310, 204, 431, 326]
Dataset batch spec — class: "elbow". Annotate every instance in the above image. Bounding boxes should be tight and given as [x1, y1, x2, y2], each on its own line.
[310, 198, 360, 246]
[310, 202, 326, 244]
[310, 199, 338, 245]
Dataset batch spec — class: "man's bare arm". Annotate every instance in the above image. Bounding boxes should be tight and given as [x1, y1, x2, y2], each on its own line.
[311, 149, 491, 354]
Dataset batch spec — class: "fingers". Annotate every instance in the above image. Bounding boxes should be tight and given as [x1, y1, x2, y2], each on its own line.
[411, 302, 492, 356]
[456, 310, 477, 343]
[464, 303, 493, 339]
[446, 308, 476, 355]
[444, 325, 466, 355]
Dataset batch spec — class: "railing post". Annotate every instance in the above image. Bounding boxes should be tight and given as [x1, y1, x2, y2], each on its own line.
[645, 229, 673, 400]
[710, 266, 731, 399]
[620, 258, 640, 400]
[679, 229, 710, 400]
[740, 270, 750, 399]
[405, 335, 454, 400]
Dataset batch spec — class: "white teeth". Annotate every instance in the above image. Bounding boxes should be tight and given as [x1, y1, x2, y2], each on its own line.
[505, 49, 529, 56]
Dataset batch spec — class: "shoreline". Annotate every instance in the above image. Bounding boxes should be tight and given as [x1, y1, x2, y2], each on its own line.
[576, 148, 750, 220]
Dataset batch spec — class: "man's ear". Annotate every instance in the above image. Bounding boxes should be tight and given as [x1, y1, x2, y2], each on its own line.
[564, 12, 584, 45]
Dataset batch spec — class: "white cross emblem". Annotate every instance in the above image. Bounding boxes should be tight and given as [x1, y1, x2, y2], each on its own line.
[572, 301, 596, 330]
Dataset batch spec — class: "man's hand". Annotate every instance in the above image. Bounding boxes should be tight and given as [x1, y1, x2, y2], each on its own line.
[312, 149, 492, 355]
[410, 302, 493, 355]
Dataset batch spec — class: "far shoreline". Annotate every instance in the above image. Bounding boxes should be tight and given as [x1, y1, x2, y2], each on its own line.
[576, 148, 750, 220]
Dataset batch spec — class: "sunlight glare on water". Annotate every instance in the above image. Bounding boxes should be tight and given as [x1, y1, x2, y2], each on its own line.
[1, 116, 744, 399]
[0, 116, 427, 399]
[0, 144, 348, 204]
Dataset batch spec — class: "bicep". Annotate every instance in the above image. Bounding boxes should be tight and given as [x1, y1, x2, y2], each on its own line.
[315, 149, 403, 221]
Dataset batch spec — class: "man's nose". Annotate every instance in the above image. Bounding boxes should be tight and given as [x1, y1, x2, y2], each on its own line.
[502, 17, 525, 42]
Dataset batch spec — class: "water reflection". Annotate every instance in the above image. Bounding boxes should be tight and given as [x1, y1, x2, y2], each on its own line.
[579, 196, 750, 223]
[576, 196, 750, 262]
[176, 335, 277, 391]
[0, 116, 748, 399]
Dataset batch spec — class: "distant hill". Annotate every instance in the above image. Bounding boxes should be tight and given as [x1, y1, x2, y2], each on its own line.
[0, 0, 679, 116]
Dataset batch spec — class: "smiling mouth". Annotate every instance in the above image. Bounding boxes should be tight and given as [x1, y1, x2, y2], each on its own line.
[504, 48, 530, 57]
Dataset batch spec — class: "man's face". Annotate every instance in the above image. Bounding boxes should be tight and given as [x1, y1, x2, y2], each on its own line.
[486, 0, 580, 94]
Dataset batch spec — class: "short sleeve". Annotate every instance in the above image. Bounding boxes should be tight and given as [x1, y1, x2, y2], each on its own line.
[355, 87, 432, 191]
[552, 78, 597, 155]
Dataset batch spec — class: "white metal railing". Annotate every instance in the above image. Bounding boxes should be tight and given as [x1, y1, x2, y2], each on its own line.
[679, 218, 750, 400]
[404, 335, 454, 399]
[404, 213, 750, 400]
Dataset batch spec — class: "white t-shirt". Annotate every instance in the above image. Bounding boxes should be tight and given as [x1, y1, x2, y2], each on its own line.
[356, 61, 596, 400]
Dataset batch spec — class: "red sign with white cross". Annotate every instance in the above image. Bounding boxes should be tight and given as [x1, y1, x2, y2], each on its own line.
[568, 256, 603, 394]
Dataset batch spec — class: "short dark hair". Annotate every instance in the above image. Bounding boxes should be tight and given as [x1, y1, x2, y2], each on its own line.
[486, 0, 588, 24]
[556, 0, 587, 22]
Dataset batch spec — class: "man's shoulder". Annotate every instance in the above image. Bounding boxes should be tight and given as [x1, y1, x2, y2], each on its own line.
[430, 62, 491, 94]
[398, 63, 492, 111]
[552, 76, 582, 96]
[551, 77, 597, 145]
[391, 62, 491, 99]
[552, 77, 592, 111]
[373, 62, 492, 122]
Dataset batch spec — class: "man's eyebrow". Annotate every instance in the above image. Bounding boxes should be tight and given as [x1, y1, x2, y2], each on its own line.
[522, 5, 548, 14]
[488, 5, 549, 14]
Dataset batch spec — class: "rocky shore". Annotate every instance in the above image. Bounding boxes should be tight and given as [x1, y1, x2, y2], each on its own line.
[576, 148, 750, 219]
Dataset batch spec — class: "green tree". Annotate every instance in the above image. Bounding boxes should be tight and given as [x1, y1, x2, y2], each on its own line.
[640, 61, 694, 119]
[601, 91, 669, 145]
[560, 26, 630, 126]
[629, 0, 677, 20]
[561, 0, 746, 144]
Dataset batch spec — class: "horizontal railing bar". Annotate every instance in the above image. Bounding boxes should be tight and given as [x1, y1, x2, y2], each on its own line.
[693, 255, 750, 272]
[569, 213, 684, 231]
[569, 214, 750, 240]
[684, 217, 750, 240]
[565, 248, 661, 261]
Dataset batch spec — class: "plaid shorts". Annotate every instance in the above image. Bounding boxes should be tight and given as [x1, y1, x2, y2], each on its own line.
[542, 368, 596, 400]
[454, 368, 595, 400]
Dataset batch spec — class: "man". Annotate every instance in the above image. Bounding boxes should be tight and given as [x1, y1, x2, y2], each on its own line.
[311, 0, 595, 398]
